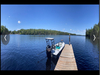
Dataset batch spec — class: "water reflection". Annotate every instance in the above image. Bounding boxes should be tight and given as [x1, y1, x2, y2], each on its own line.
[86, 36, 99, 49]
[46, 55, 59, 70]
[46, 58, 51, 70]
[1, 35, 99, 70]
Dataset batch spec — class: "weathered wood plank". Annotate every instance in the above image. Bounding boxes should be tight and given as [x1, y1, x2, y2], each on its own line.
[54, 44, 78, 70]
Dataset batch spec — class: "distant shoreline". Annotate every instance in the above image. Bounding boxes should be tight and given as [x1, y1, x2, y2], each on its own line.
[1, 34, 85, 36]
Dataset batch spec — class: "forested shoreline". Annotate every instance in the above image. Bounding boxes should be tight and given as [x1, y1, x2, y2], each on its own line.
[1, 23, 99, 36]
[1, 25, 76, 35]
[86, 22, 100, 38]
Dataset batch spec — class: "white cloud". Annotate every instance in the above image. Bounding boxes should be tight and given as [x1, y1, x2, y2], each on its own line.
[18, 21, 21, 24]
[78, 30, 86, 33]
[74, 30, 86, 35]
[55, 29, 58, 31]
[69, 29, 86, 35]
[77, 30, 79, 31]
[79, 30, 86, 34]
[7, 16, 10, 20]
[83, 30, 86, 32]
[16, 29, 20, 31]
[63, 28, 65, 31]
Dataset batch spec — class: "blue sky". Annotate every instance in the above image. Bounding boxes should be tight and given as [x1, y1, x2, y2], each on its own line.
[1, 5, 99, 35]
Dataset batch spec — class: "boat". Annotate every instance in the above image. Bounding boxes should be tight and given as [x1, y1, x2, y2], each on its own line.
[51, 41, 65, 56]
[45, 38, 65, 59]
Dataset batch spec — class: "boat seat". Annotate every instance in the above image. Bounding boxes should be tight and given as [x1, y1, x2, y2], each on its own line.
[52, 45, 55, 49]
[58, 42, 62, 47]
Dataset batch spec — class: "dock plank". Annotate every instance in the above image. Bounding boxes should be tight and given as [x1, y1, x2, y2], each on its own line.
[54, 44, 78, 70]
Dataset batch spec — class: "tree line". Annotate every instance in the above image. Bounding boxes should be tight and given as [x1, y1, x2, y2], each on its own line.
[86, 22, 99, 38]
[1, 25, 11, 35]
[1, 25, 76, 35]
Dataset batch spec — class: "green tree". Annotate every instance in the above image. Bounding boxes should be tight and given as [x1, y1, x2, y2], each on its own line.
[1, 25, 10, 34]
[1, 25, 76, 35]
[86, 23, 99, 38]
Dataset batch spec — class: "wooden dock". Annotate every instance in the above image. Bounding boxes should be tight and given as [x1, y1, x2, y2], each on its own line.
[54, 44, 78, 70]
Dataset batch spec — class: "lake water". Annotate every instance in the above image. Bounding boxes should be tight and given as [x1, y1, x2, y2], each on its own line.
[1, 35, 99, 70]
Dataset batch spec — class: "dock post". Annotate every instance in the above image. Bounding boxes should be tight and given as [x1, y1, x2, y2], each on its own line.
[69, 34, 70, 45]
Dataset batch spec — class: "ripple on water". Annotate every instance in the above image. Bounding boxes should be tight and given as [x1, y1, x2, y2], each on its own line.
[1, 35, 99, 70]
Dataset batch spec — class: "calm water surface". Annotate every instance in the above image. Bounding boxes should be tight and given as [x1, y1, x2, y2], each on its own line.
[1, 35, 99, 70]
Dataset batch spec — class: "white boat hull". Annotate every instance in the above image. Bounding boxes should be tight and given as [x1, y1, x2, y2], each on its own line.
[51, 42, 65, 56]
